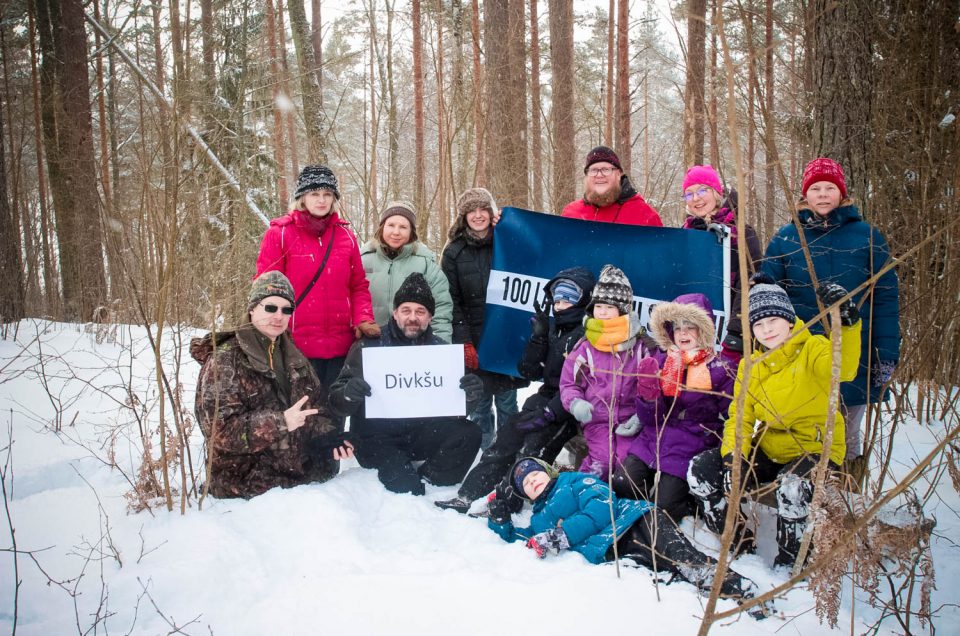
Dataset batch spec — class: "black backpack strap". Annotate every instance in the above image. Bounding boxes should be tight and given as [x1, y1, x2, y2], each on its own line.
[296, 224, 337, 305]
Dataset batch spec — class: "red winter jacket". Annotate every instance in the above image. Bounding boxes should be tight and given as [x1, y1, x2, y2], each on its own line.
[256, 210, 374, 359]
[561, 176, 663, 226]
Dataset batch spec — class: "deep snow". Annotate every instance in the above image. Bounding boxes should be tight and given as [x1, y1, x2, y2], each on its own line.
[0, 319, 956, 635]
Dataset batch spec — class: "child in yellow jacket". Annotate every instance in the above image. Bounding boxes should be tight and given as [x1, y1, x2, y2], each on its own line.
[687, 274, 861, 568]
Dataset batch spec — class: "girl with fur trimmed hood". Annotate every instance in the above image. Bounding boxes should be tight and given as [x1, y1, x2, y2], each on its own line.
[611, 293, 734, 523]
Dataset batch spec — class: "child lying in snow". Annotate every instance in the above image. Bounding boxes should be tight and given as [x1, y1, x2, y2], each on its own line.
[487, 457, 773, 620]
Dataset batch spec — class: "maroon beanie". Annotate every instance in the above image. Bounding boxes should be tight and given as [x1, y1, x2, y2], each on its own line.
[583, 146, 622, 174]
[801, 158, 847, 199]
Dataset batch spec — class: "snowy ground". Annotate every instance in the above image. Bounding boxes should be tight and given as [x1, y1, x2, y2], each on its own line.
[0, 319, 956, 635]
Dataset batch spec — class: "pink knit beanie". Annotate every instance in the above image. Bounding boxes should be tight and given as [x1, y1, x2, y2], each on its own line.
[682, 165, 724, 196]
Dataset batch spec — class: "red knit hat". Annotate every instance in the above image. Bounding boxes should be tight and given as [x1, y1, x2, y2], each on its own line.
[801, 158, 847, 199]
[583, 146, 622, 173]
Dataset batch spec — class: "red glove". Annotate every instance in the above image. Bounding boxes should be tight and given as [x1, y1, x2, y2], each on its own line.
[355, 321, 381, 339]
[636, 356, 660, 401]
[464, 343, 479, 370]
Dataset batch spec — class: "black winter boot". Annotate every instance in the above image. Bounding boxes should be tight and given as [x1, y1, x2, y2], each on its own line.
[434, 496, 472, 514]
[773, 515, 807, 568]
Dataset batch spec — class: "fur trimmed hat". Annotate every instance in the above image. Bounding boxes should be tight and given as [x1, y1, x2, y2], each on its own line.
[379, 201, 417, 228]
[801, 158, 847, 199]
[748, 274, 796, 327]
[455, 187, 498, 220]
[584, 145, 622, 173]
[294, 165, 340, 200]
[589, 265, 634, 316]
[393, 272, 435, 315]
[249, 270, 296, 310]
[650, 293, 716, 351]
[511, 457, 559, 499]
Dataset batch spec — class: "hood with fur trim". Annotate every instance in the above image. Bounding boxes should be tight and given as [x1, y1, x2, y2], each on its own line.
[649, 293, 716, 351]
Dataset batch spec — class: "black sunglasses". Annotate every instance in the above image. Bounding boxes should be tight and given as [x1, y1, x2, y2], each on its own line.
[261, 303, 294, 315]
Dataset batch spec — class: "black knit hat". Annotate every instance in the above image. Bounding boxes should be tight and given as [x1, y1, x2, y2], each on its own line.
[748, 274, 796, 327]
[294, 165, 340, 200]
[584, 145, 622, 174]
[393, 272, 435, 315]
[589, 264, 634, 315]
[248, 270, 296, 310]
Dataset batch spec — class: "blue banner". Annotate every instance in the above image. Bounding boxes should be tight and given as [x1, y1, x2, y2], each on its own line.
[477, 207, 730, 377]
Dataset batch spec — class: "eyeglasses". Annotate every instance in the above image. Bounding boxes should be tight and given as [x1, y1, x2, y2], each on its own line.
[682, 187, 710, 202]
[261, 303, 294, 315]
[586, 166, 617, 177]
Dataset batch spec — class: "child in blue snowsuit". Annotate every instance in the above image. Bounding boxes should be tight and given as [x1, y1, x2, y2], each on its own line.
[487, 457, 771, 620]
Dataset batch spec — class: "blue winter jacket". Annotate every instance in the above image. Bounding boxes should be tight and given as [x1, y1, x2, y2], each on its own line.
[488, 472, 654, 564]
[760, 204, 900, 405]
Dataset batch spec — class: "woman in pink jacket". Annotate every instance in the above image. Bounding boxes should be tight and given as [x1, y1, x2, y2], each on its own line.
[256, 165, 378, 387]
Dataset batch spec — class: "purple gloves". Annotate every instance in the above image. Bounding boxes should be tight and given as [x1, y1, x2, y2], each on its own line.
[514, 406, 556, 433]
[636, 356, 660, 401]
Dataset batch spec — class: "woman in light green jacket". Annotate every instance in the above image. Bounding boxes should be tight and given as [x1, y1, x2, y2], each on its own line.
[361, 202, 453, 343]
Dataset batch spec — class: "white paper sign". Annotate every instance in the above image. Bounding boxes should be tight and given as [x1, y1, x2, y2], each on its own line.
[361, 344, 466, 419]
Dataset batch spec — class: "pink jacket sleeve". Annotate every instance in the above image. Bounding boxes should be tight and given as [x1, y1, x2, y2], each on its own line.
[256, 225, 286, 276]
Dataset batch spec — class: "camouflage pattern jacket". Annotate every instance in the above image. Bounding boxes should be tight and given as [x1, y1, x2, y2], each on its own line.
[191, 325, 338, 498]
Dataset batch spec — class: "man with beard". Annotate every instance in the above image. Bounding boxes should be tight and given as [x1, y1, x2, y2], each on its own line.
[330, 272, 485, 495]
[562, 146, 663, 226]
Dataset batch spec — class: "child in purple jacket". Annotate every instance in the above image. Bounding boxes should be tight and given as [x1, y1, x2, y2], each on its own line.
[560, 265, 650, 478]
[612, 293, 734, 523]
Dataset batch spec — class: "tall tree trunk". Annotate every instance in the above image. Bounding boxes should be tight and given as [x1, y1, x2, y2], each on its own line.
[36, 0, 108, 320]
[386, 1, 399, 200]
[437, 0, 450, 239]
[507, 0, 529, 207]
[764, 0, 775, 236]
[266, 0, 289, 204]
[615, 0, 630, 172]
[470, 0, 486, 186]
[277, 0, 300, 182]
[288, 0, 327, 162]
[0, 92, 24, 323]
[412, 0, 426, 220]
[28, 0, 56, 313]
[683, 0, 706, 166]
[809, 0, 873, 195]
[529, 0, 543, 210]
[311, 0, 323, 93]
[745, 0, 756, 208]
[708, 0, 719, 167]
[548, 0, 575, 212]
[605, 0, 614, 146]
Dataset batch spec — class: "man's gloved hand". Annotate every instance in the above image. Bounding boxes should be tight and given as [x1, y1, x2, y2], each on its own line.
[874, 360, 896, 388]
[816, 282, 860, 326]
[636, 356, 660, 401]
[459, 374, 484, 403]
[529, 296, 551, 340]
[354, 320, 381, 339]
[343, 377, 372, 403]
[514, 406, 555, 433]
[463, 343, 479, 370]
[525, 527, 570, 559]
[615, 414, 641, 437]
[569, 398, 594, 424]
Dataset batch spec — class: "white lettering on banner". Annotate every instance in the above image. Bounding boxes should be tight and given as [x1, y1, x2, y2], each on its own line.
[487, 269, 690, 328]
[362, 345, 466, 419]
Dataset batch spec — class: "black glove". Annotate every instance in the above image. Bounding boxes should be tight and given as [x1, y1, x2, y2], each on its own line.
[306, 431, 353, 458]
[688, 217, 708, 231]
[460, 374, 485, 403]
[749, 272, 775, 287]
[514, 406, 555, 433]
[529, 296, 550, 340]
[816, 282, 860, 326]
[487, 496, 512, 525]
[342, 377, 372, 402]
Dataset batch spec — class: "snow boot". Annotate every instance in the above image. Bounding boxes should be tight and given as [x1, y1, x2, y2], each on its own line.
[434, 496, 472, 514]
[773, 515, 807, 569]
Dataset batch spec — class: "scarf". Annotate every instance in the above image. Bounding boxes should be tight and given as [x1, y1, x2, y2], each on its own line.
[293, 208, 332, 237]
[660, 347, 713, 397]
[584, 314, 636, 353]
